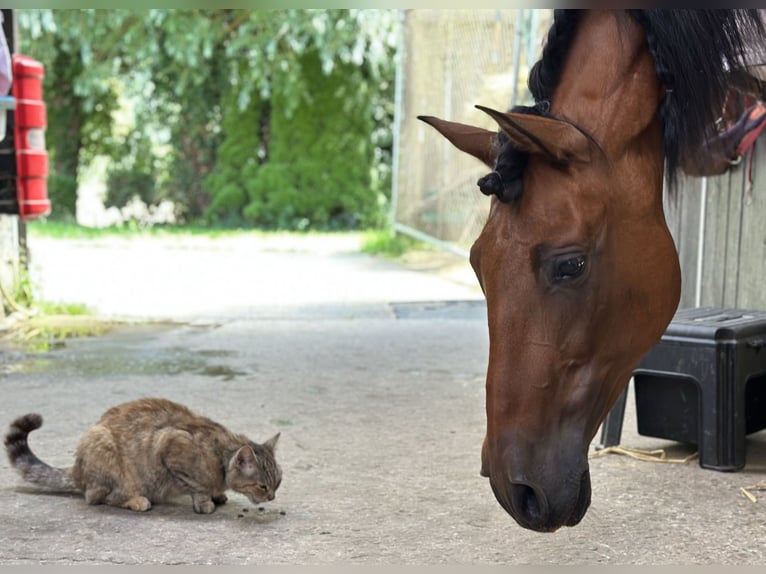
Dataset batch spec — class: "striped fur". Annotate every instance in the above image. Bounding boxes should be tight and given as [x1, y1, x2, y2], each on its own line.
[4, 399, 282, 513]
[4, 413, 78, 491]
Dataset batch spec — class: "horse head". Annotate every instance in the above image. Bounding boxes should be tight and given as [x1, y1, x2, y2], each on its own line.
[419, 8, 765, 532]
[420, 104, 681, 531]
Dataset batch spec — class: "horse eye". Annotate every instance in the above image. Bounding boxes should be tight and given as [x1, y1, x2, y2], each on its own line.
[550, 254, 588, 284]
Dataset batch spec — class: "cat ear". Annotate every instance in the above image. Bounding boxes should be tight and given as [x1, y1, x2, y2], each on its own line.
[233, 445, 257, 475]
[264, 432, 280, 452]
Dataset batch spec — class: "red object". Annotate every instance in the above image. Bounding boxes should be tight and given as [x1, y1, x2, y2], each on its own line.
[12, 54, 50, 221]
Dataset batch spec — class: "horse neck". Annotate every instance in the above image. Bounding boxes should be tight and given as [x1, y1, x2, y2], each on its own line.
[550, 10, 664, 184]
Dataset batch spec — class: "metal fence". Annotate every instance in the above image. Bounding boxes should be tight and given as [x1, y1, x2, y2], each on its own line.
[391, 9, 552, 256]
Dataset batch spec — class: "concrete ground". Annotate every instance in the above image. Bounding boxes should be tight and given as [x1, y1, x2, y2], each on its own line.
[0, 233, 765, 565]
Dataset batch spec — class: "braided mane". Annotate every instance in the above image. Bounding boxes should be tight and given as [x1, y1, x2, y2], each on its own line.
[480, 10, 581, 202]
[482, 9, 766, 202]
[628, 10, 764, 184]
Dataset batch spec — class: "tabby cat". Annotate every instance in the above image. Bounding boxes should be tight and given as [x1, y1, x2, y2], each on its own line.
[4, 397, 281, 514]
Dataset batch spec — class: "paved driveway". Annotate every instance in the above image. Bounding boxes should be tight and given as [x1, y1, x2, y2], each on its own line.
[0, 233, 764, 564]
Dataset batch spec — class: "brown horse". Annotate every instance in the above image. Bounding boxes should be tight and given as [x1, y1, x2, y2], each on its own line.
[419, 10, 765, 532]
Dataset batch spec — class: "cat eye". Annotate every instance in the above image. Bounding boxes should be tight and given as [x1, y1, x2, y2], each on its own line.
[259, 484, 268, 492]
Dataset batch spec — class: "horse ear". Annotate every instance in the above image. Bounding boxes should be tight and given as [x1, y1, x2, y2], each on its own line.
[417, 115, 498, 167]
[475, 105, 592, 164]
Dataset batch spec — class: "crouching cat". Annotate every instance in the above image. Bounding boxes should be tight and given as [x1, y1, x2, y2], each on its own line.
[4, 397, 281, 514]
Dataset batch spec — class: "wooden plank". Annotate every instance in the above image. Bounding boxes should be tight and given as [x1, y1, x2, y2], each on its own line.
[733, 142, 766, 309]
[699, 167, 738, 308]
[669, 176, 703, 309]
[722, 155, 747, 307]
[670, 141, 766, 311]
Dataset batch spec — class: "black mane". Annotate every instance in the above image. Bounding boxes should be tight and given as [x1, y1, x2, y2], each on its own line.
[628, 9, 765, 184]
[482, 9, 766, 202]
[479, 10, 581, 202]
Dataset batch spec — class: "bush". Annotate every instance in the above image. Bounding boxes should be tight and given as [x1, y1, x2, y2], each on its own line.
[204, 51, 386, 230]
[361, 229, 426, 258]
[249, 52, 379, 229]
[105, 168, 157, 209]
[202, 88, 263, 226]
[45, 173, 78, 221]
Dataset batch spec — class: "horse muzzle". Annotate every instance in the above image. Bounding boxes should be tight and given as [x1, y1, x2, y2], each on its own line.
[489, 468, 591, 532]
[483, 437, 592, 532]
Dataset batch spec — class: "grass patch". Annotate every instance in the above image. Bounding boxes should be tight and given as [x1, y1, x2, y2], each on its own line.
[2, 271, 102, 353]
[9, 314, 114, 353]
[34, 301, 91, 316]
[25, 220, 253, 240]
[3, 299, 108, 353]
[25, 220, 368, 243]
[360, 229, 430, 258]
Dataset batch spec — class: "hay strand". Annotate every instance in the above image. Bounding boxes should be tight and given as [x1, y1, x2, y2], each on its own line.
[740, 481, 766, 503]
[591, 445, 699, 464]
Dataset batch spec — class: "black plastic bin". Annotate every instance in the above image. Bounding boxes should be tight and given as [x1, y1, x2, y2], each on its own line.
[599, 307, 766, 471]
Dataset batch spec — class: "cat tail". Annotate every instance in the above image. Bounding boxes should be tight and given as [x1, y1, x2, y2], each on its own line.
[4, 414, 78, 492]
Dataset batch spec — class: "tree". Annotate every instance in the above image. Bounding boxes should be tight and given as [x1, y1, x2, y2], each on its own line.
[17, 10, 136, 219]
[204, 10, 397, 228]
[18, 9, 398, 227]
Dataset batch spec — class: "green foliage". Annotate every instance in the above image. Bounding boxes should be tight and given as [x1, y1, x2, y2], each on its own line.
[18, 11, 128, 185]
[17, 9, 397, 228]
[105, 168, 156, 209]
[215, 51, 383, 230]
[10, 314, 111, 354]
[26, 220, 125, 239]
[207, 182, 247, 215]
[199, 15, 396, 230]
[360, 229, 426, 258]
[11, 266, 34, 309]
[34, 301, 90, 315]
[149, 19, 231, 221]
[202, 87, 262, 224]
[45, 173, 78, 221]
[104, 126, 159, 209]
[26, 219, 250, 239]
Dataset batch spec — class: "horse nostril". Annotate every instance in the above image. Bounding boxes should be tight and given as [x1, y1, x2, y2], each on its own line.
[510, 482, 548, 526]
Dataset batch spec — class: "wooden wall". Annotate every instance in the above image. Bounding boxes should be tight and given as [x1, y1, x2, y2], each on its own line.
[665, 141, 766, 310]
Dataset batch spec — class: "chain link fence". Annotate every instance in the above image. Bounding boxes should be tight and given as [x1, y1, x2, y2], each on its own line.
[392, 9, 552, 255]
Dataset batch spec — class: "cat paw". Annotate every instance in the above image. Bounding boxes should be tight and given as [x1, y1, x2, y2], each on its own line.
[193, 498, 216, 514]
[124, 496, 152, 512]
[212, 493, 228, 505]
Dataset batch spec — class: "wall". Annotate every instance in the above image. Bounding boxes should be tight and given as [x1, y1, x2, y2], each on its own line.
[392, 9, 552, 255]
[666, 142, 766, 311]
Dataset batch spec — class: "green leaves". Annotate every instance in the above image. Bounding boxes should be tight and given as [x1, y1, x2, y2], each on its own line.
[17, 9, 397, 228]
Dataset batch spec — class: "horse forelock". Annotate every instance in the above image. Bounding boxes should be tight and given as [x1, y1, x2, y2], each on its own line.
[484, 107, 539, 204]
